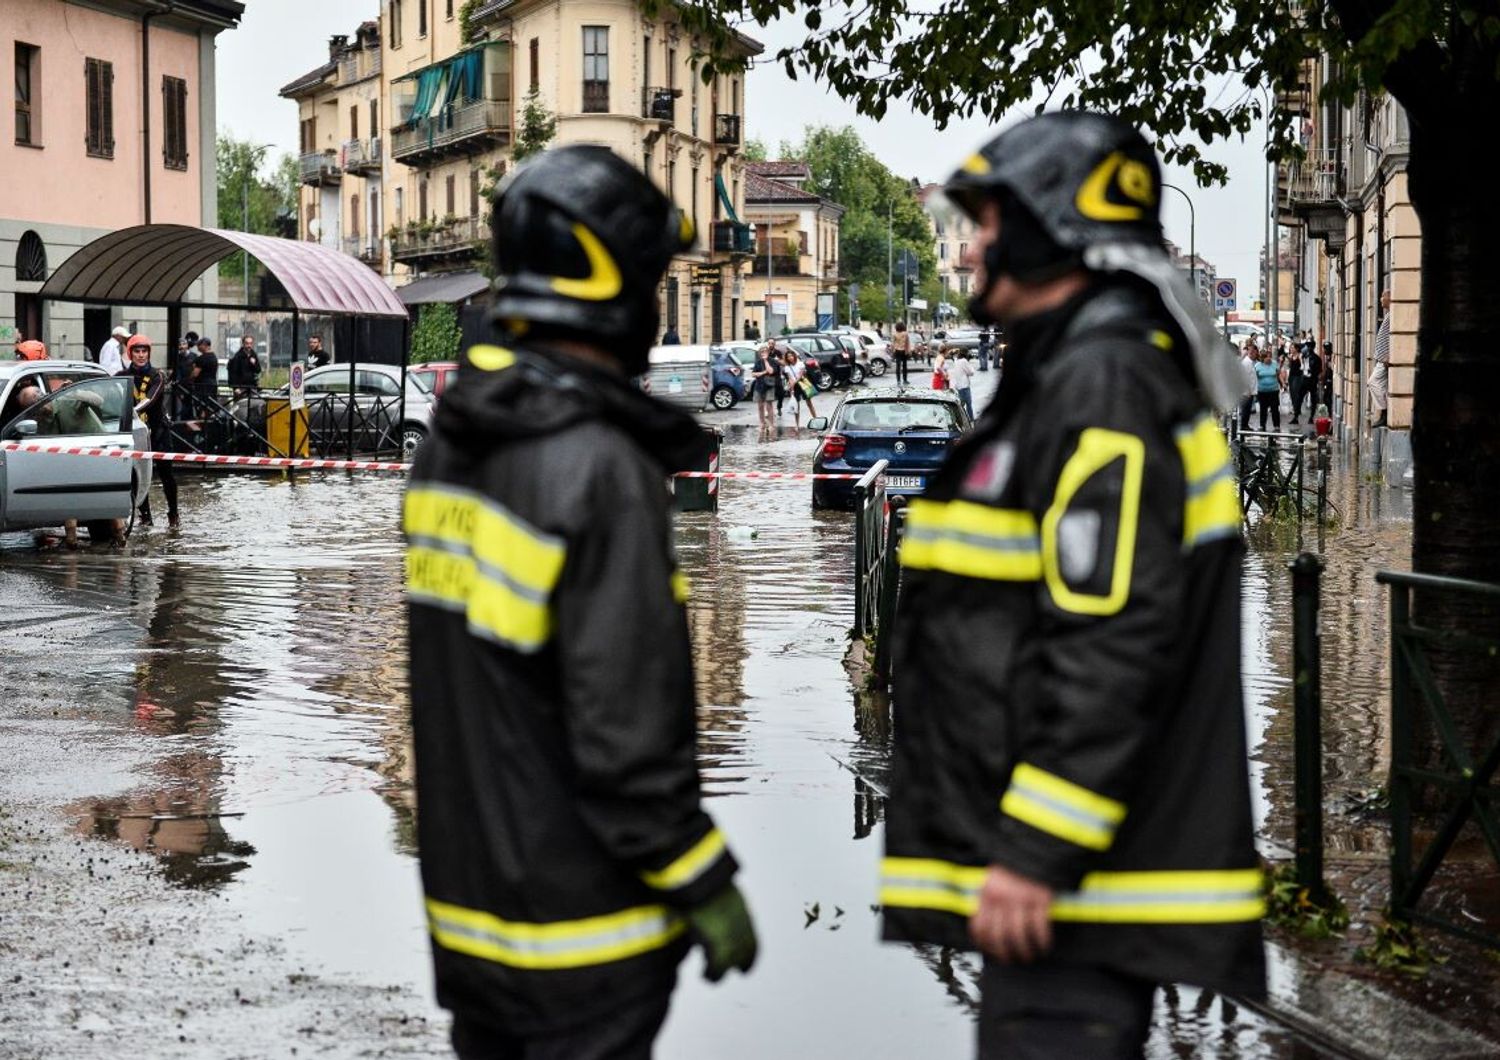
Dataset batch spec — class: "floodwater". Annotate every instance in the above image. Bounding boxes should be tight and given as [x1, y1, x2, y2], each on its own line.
[0, 367, 1409, 1057]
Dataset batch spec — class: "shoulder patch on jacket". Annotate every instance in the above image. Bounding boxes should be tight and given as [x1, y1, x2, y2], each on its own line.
[960, 440, 1017, 502]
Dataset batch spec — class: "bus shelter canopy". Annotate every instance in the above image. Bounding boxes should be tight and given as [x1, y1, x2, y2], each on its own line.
[39, 224, 408, 318]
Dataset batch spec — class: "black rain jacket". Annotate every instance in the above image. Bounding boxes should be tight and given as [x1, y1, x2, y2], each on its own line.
[405, 342, 737, 1034]
[880, 278, 1266, 1000]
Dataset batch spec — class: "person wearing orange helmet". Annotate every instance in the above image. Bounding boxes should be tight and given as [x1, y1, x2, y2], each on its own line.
[14, 339, 47, 361]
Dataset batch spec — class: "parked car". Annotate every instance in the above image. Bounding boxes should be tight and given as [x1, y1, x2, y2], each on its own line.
[408, 361, 460, 399]
[240, 363, 433, 458]
[0, 362, 152, 540]
[831, 327, 891, 376]
[784, 333, 865, 390]
[808, 388, 972, 510]
[931, 328, 983, 352]
[706, 347, 753, 410]
[640, 345, 713, 413]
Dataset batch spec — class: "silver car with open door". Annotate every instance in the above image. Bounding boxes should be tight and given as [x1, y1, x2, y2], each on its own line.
[0, 372, 151, 541]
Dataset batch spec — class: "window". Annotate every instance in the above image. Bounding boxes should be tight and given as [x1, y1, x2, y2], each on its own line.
[161, 76, 188, 170]
[15, 43, 40, 146]
[667, 46, 675, 90]
[394, 187, 404, 227]
[666, 157, 675, 205]
[300, 117, 316, 152]
[529, 38, 539, 93]
[939, 242, 948, 260]
[643, 35, 651, 91]
[470, 169, 480, 217]
[690, 69, 698, 134]
[85, 59, 114, 158]
[389, 0, 403, 49]
[370, 189, 380, 244]
[370, 99, 379, 137]
[446, 0, 454, 17]
[445, 174, 455, 216]
[419, 178, 428, 221]
[691, 166, 699, 241]
[581, 27, 608, 113]
[350, 193, 361, 238]
[958, 241, 968, 262]
[418, 0, 428, 37]
[350, 104, 359, 140]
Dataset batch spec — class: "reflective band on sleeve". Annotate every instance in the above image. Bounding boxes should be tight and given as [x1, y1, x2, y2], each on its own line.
[1000, 762, 1127, 851]
[670, 569, 690, 604]
[641, 828, 727, 891]
[1175, 415, 1240, 548]
[404, 484, 566, 653]
[426, 898, 685, 970]
[1041, 428, 1145, 616]
[1051, 868, 1266, 923]
[878, 856, 986, 917]
[900, 499, 1042, 582]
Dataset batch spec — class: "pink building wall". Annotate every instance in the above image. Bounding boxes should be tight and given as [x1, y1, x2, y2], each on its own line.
[2, 0, 204, 229]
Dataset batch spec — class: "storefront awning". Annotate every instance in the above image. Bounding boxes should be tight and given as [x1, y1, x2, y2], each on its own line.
[396, 271, 490, 306]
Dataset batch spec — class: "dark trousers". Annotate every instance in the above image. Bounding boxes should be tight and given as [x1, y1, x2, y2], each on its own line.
[138, 451, 179, 524]
[895, 355, 910, 384]
[1238, 394, 1254, 432]
[1288, 376, 1307, 420]
[980, 961, 1156, 1060]
[450, 990, 673, 1060]
[1257, 390, 1281, 431]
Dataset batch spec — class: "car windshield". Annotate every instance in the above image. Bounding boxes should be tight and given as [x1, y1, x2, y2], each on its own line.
[837, 400, 959, 432]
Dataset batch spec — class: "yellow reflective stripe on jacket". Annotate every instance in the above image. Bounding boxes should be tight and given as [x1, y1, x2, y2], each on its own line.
[404, 484, 566, 653]
[879, 856, 986, 917]
[670, 569, 690, 604]
[880, 862, 1265, 925]
[1175, 415, 1240, 548]
[1041, 428, 1145, 616]
[1000, 762, 1127, 851]
[426, 897, 685, 970]
[900, 498, 1042, 581]
[1051, 868, 1265, 923]
[641, 828, 726, 891]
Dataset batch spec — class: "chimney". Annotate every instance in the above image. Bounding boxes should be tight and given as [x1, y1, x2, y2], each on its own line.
[329, 35, 348, 60]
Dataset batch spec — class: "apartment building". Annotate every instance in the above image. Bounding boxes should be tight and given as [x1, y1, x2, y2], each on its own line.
[917, 183, 976, 312]
[742, 162, 843, 334]
[1278, 56, 1418, 449]
[2, 0, 242, 354]
[281, 0, 760, 343]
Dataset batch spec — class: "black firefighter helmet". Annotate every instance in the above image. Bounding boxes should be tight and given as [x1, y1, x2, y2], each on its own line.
[944, 111, 1164, 297]
[488, 144, 693, 373]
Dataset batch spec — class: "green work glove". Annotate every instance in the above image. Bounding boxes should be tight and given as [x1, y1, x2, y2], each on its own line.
[683, 884, 758, 982]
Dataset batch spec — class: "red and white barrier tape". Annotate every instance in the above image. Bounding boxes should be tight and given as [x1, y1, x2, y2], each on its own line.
[0, 441, 866, 480]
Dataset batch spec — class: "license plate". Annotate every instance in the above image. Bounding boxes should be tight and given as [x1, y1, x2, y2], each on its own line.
[886, 475, 923, 489]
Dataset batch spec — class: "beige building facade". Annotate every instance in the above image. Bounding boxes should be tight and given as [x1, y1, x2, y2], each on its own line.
[2, 0, 241, 355]
[918, 184, 976, 316]
[282, 0, 760, 344]
[742, 162, 843, 334]
[1279, 58, 1419, 446]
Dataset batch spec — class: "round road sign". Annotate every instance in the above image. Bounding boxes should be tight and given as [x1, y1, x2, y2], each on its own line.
[1215, 280, 1236, 299]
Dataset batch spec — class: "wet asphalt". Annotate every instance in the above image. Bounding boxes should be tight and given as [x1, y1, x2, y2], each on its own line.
[0, 364, 1437, 1058]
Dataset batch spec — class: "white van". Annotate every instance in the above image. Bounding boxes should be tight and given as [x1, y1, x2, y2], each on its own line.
[640, 344, 713, 412]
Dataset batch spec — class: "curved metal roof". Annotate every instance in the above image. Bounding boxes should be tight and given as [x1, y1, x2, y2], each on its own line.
[40, 225, 408, 319]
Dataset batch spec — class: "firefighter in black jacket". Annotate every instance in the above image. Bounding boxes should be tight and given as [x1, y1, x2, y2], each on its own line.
[880, 112, 1265, 1057]
[405, 145, 756, 1058]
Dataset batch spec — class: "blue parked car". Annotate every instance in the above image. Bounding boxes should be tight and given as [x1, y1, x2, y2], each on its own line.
[808, 388, 973, 510]
[708, 345, 752, 410]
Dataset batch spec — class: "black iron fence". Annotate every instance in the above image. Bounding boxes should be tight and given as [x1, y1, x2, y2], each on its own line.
[852, 459, 889, 639]
[164, 381, 414, 462]
[1377, 569, 1500, 949]
[1232, 430, 1333, 524]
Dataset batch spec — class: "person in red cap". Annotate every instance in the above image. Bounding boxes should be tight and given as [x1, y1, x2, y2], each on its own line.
[14, 340, 47, 361]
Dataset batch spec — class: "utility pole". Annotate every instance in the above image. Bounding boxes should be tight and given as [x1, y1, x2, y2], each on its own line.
[886, 198, 893, 333]
[1161, 182, 1196, 302]
[765, 216, 773, 335]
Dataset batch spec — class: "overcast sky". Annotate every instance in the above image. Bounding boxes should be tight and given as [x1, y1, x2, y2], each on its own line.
[219, 0, 1274, 289]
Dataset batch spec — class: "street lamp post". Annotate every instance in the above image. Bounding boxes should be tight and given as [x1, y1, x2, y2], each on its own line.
[1160, 181, 1196, 300]
[886, 198, 894, 333]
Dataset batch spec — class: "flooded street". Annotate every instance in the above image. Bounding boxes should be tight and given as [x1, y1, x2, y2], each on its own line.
[1, 368, 1407, 1057]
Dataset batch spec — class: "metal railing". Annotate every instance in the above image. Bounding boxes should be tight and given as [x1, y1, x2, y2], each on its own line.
[298, 150, 340, 184]
[852, 459, 890, 639]
[391, 99, 510, 161]
[341, 137, 381, 173]
[1232, 430, 1333, 524]
[643, 86, 677, 122]
[714, 113, 742, 146]
[711, 221, 754, 255]
[1285, 148, 1344, 204]
[1378, 569, 1500, 949]
[749, 254, 802, 277]
[390, 215, 484, 261]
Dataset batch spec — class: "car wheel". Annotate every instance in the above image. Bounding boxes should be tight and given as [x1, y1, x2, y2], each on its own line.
[867, 358, 888, 377]
[812, 370, 835, 391]
[850, 364, 866, 385]
[402, 423, 427, 460]
[710, 385, 738, 411]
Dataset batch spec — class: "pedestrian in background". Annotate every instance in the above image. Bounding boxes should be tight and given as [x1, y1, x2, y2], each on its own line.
[881, 111, 1263, 1059]
[1369, 288, 1391, 428]
[891, 321, 912, 384]
[176, 332, 199, 417]
[783, 348, 818, 427]
[931, 344, 949, 390]
[308, 334, 331, 369]
[99, 326, 128, 375]
[188, 335, 218, 417]
[120, 334, 179, 530]
[947, 348, 975, 419]
[661, 323, 681, 345]
[404, 145, 756, 1060]
[228, 334, 262, 398]
[751, 341, 780, 433]
[1255, 346, 1282, 430]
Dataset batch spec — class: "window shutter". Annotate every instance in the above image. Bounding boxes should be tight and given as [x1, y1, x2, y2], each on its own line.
[85, 59, 97, 153]
[102, 62, 114, 153]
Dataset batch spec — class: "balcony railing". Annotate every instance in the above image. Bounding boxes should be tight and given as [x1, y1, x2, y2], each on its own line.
[391, 99, 511, 164]
[390, 215, 487, 264]
[714, 113, 742, 147]
[341, 137, 381, 175]
[643, 86, 678, 124]
[298, 150, 341, 185]
[339, 52, 381, 84]
[711, 220, 754, 255]
[1285, 148, 1345, 205]
[748, 253, 802, 277]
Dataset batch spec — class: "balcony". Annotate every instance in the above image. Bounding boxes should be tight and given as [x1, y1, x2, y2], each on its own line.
[338, 51, 381, 85]
[1280, 147, 1348, 247]
[748, 253, 802, 277]
[341, 137, 381, 176]
[341, 237, 383, 271]
[711, 220, 754, 256]
[821, 260, 841, 281]
[643, 86, 679, 124]
[391, 99, 511, 165]
[298, 150, 340, 185]
[390, 215, 487, 267]
[714, 113, 742, 148]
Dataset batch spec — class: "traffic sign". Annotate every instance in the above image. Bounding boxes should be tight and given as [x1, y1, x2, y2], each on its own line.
[289, 362, 306, 411]
[1213, 278, 1237, 313]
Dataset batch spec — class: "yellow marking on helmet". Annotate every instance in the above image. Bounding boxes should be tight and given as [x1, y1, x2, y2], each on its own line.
[961, 153, 992, 175]
[551, 223, 623, 301]
[678, 213, 696, 246]
[467, 344, 516, 371]
[1118, 159, 1156, 206]
[1149, 329, 1173, 351]
[1076, 151, 1145, 222]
